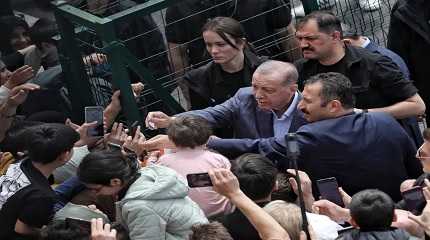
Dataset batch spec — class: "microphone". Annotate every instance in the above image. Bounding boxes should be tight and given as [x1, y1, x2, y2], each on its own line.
[285, 133, 310, 239]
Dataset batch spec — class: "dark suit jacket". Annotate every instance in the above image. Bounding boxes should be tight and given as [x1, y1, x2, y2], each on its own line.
[182, 87, 307, 159]
[211, 112, 422, 201]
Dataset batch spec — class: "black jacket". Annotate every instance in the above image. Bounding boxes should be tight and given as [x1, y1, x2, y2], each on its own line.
[336, 228, 414, 240]
[185, 50, 266, 110]
[387, 0, 430, 120]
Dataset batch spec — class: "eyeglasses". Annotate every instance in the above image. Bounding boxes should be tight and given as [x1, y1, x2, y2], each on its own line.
[416, 143, 430, 159]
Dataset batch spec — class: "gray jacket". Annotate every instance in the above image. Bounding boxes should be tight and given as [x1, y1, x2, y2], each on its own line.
[115, 164, 208, 240]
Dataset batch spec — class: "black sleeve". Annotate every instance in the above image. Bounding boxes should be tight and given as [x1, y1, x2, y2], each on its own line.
[372, 55, 417, 104]
[19, 196, 55, 228]
[184, 67, 211, 109]
[268, 0, 292, 29]
[387, 9, 411, 70]
[1, 51, 25, 71]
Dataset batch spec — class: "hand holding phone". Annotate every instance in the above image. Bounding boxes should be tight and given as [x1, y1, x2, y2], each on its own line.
[187, 173, 213, 188]
[316, 177, 345, 207]
[66, 217, 91, 233]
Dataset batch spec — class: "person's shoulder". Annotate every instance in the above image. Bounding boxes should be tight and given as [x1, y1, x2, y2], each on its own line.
[185, 61, 214, 80]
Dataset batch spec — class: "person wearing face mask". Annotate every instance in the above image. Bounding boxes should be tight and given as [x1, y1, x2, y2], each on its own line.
[185, 17, 266, 110]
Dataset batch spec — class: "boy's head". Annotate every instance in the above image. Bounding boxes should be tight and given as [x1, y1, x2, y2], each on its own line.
[189, 221, 233, 240]
[231, 153, 278, 201]
[167, 115, 212, 149]
[25, 123, 79, 165]
[349, 189, 396, 231]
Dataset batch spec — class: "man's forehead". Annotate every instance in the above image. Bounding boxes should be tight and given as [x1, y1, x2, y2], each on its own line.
[252, 72, 286, 86]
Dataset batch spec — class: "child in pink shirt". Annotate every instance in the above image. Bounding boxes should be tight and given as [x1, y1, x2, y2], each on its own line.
[158, 115, 234, 217]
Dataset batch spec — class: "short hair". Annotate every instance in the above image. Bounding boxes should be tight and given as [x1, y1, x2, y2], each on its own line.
[349, 189, 395, 231]
[29, 18, 59, 48]
[263, 200, 302, 240]
[189, 222, 233, 240]
[39, 220, 88, 240]
[296, 11, 342, 37]
[254, 60, 298, 85]
[0, 120, 43, 156]
[25, 123, 79, 164]
[423, 128, 430, 141]
[77, 150, 139, 186]
[167, 115, 212, 148]
[231, 153, 278, 200]
[304, 72, 355, 109]
[0, 15, 30, 54]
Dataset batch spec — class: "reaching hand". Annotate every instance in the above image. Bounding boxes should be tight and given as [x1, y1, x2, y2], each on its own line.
[103, 91, 121, 130]
[409, 200, 430, 236]
[131, 82, 144, 98]
[104, 122, 128, 146]
[123, 125, 146, 157]
[209, 168, 242, 199]
[66, 119, 99, 147]
[287, 169, 315, 211]
[312, 199, 350, 223]
[91, 218, 116, 240]
[338, 187, 352, 207]
[3, 65, 34, 90]
[6, 83, 40, 107]
[141, 134, 175, 151]
[145, 111, 173, 129]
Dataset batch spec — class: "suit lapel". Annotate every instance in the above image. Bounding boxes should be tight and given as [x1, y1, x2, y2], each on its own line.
[255, 106, 274, 138]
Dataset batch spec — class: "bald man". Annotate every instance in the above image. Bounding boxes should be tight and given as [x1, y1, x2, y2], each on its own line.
[144, 61, 307, 159]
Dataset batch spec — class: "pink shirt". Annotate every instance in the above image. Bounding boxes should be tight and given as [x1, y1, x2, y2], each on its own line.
[158, 147, 234, 217]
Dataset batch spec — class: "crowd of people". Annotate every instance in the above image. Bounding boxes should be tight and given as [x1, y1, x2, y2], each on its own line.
[1, 0, 430, 239]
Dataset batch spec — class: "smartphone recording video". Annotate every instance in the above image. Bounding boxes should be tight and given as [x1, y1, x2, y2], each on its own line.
[402, 186, 426, 215]
[316, 177, 345, 207]
[187, 173, 213, 188]
[85, 106, 104, 137]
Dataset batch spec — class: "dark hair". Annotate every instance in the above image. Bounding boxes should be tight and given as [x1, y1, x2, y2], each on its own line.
[202, 17, 252, 51]
[423, 128, 430, 141]
[296, 11, 342, 37]
[231, 153, 278, 200]
[0, 120, 43, 156]
[78, 150, 139, 185]
[29, 18, 58, 48]
[39, 220, 88, 240]
[0, 15, 30, 54]
[167, 115, 212, 148]
[304, 72, 355, 109]
[189, 221, 233, 240]
[349, 189, 395, 231]
[25, 123, 79, 164]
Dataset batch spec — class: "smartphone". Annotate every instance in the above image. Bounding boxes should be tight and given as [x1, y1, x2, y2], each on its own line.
[316, 177, 344, 207]
[85, 106, 104, 137]
[402, 186, 426, 215]
[65, 217, 91, 233]
[187, 173, 213, 188]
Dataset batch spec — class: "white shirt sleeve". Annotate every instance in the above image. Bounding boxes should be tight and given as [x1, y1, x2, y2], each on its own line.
[0, 86, 11, 105]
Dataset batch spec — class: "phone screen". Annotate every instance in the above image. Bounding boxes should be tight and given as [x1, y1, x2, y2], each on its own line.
[65, 217, 91, 233]
[85, 106, 104, 137]
[187, 173, 213, 188]
[402, 186, 426, 215]
[317, 177, 344, 207]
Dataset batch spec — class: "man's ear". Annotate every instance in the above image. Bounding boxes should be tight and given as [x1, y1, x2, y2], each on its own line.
[110, 178, 122, 187]
[332, 31, 342, 41]
[328, 100, 342, 113]
[343, 39, 352, 45]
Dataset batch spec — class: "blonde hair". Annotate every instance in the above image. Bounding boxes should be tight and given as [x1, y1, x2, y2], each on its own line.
[263, 200, 302, 240]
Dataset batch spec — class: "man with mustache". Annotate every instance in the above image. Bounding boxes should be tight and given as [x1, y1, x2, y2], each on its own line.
[143, 60, 307, 161]
[294, 11, 425, 122]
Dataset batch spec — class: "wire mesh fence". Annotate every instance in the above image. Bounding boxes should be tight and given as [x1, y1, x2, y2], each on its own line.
[55, 0, 395, 124]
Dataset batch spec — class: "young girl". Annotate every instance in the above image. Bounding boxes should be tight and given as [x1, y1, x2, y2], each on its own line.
[158, 115, 234, 217]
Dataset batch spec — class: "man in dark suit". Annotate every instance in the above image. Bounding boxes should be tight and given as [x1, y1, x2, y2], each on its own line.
[215, 72, 422, 201]
[143, 60, 307, 160]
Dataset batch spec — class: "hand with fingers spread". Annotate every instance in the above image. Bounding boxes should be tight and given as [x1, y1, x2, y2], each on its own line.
[408, 200, 430, 236]
[123, 125, 147, 157]
[145, 111, 174, 129]
[84, 53, 108, 66]
[312, 199, 350, 223]
[142, 134, 175, 151]
[91, 218, 116, 240]
[287, 169, 315, 211]
[6, 83, 40, 107]
[131, 82, 144, 98]
[104, 122, 128, 146]
[66, 119, 99, 147]
[3, 65, 34, 90]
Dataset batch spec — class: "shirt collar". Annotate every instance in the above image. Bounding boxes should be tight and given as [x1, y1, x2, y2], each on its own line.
[272, 91, 299, 119]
